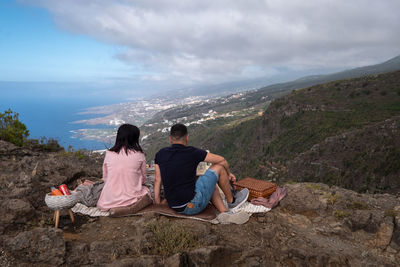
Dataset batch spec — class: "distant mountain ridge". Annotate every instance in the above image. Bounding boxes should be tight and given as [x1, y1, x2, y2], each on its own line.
[295, 55, 400, 83]
[253, 55, 400, 97]
[151, 54, 400, 99]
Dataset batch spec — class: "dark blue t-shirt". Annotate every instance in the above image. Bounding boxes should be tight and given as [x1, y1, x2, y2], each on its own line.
[154, 144, 207, 208]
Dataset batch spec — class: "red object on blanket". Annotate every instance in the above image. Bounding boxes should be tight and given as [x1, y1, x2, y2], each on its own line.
[59, 184, 71, 195]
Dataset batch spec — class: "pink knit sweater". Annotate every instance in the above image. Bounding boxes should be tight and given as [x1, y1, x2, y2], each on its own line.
[97, 150, 151, 211]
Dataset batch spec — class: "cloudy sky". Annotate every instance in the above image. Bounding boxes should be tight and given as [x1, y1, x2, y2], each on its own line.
[1, 0, 400, 97]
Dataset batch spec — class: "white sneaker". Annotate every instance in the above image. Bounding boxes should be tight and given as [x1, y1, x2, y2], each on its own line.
[217, 210, 250, 224]
[227, 188, 249, 212]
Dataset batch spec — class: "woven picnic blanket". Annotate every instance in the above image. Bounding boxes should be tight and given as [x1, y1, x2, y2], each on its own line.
[135, 203, 219, 223]
[71, 203, 110, 217]
[71, 200, 270, 222]
[239, 202, 271, 213]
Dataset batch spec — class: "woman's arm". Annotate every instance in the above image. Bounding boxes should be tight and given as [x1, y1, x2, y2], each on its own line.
[141, 158, 147, 184]
[102, 154, 108, 182]
[154, 164, 162, 204]
[102, 163, 107, 181]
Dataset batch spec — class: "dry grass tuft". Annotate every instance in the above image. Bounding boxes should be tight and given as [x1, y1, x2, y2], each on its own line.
[145, 220, 199, 257]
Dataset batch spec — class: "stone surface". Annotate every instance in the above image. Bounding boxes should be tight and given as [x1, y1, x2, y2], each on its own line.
[1, 199, 34, 224]
[0, 140, 103, 233]
[164, 253, 189, 267]
[345, 210, 375, 232]
[279, 183, 329, 215]
[106, 255, 163, 267]
[188, 246, 239, 266]
[1, 140, 400, 266]
[65, 241, 90, 266]
[375, 217, 394, 250]
[89, 240, 118, 264]
[3, 227, 66, 265]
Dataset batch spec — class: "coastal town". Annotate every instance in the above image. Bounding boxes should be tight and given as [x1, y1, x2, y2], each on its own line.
[69, 90, 269, 147]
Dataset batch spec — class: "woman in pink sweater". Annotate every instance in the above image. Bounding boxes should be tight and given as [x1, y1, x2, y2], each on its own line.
[97, 124, 152, 213]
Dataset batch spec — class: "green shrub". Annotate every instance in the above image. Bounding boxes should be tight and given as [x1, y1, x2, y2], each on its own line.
[24, 137, 64, 152]
[326, 193, 339, 205]
[305, 183, 323, 190]
[333, 210, 350, 219]
[0, 109, 29, 146]
[347, 201, 369, 210]
[58, 146, 87, 159]
[73, 150, 86, 159]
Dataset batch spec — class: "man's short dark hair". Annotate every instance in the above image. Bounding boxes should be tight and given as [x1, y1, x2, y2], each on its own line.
[170, 123, 188, 140]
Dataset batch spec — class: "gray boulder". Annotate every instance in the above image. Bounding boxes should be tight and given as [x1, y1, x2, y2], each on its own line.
[4, 227, 65, 265]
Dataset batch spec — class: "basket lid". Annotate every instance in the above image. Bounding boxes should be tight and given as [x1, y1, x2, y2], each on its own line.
[234, 177, 277, 191]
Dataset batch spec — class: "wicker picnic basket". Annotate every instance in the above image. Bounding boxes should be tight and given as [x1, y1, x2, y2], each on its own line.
[233, 177, 277, 200]
[44, 193, 79, 210]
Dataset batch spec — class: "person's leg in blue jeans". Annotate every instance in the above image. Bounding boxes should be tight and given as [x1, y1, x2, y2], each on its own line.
[181, 163, 237, 215]
[181, 169, 218, 215]
[208, 163, 234, 212]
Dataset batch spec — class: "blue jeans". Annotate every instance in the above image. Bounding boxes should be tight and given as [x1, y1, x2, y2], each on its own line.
[180, 169, 218, 215]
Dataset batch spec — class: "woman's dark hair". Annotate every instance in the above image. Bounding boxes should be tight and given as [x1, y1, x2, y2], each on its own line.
[109, 124, 144, 154]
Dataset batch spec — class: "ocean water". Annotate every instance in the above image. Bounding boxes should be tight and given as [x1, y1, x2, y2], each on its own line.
[0, 84, 129, 150]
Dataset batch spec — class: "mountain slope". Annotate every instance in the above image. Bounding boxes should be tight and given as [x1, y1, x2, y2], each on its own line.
[250, 55, 400, 99]
[287, 117, 400, 193]
[199, 70, 400, 193]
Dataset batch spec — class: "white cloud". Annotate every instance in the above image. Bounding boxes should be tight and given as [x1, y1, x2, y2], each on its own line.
[28, 0, 400, 85]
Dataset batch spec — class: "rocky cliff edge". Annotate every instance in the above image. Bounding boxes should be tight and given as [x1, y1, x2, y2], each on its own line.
[0, 140, 399, 266]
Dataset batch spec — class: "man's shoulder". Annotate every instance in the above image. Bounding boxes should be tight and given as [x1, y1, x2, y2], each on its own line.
[155, 146, 170, 156]
[176, 146, 206, 155]
[155, 145, 206, 158]
[186, 145, 203, 151]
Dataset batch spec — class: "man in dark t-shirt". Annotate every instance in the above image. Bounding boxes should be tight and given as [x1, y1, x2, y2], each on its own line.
[154, 123, 249, 216]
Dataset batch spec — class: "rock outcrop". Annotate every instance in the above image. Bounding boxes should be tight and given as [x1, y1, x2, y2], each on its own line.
[0, 140, 103, 234]
[4, 228, 65, 265]
[0, 140, 399, 266]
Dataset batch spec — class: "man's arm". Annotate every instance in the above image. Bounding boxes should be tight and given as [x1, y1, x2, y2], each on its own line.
[154, 164, 162, 204]
[204, 152, 236, 181]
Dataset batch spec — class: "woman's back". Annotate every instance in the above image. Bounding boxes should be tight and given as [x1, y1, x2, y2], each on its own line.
[97, 150, 150, 210]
